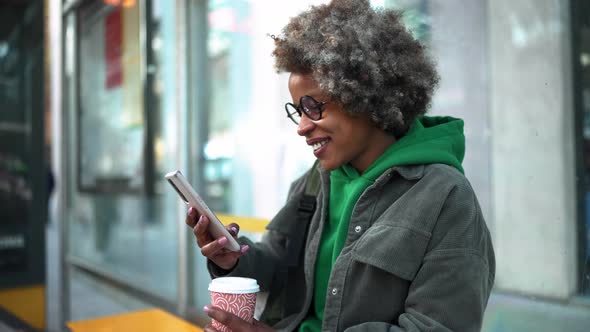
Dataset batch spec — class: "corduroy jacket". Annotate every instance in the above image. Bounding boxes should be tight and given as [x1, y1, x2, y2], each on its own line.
[209, 163, 495, 332]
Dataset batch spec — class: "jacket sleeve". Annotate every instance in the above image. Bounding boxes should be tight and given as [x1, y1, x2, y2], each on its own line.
[207, 230, 288, 291]
[207, 173, 309, 292]
[344, 181, 496, 332]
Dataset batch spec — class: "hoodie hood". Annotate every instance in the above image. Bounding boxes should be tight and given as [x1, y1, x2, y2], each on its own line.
[388, 115, 464, 172]
[356, 115, 465, 180]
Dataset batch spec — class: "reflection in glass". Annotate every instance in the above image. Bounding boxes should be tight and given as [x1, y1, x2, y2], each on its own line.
[205, 0, 246, 213]
[78, 3, 144, 192]
[68, 0, 181, 303]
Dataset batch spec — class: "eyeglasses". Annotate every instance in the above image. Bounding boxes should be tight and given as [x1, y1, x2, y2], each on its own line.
[284, 95, 329, 125]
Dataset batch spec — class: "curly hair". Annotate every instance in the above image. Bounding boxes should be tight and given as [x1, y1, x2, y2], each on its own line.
[272, 0, 439, 137]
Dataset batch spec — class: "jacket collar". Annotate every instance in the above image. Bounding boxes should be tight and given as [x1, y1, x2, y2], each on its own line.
[320, 163, 425, 183]
[391, 164, 425, 181]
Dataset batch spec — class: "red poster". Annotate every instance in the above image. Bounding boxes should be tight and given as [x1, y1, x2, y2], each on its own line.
[104, 8, 122, 89]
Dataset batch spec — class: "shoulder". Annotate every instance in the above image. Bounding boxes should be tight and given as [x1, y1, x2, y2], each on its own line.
[417, 163, 481, 218]
[417, 164, 479, 207]
[419, 165, 492, 258]
[371, 163, 481, 237]
[423, 164, 473, 188]
[391, 163, 478, 210]
[387, 163, 486, 242]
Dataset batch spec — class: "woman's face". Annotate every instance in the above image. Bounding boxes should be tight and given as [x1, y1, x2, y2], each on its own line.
[288, 73, 395, 173]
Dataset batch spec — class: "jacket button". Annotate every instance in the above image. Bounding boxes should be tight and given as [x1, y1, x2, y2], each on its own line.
[354, 225, 362, 233]
[331, 288, 338, 295]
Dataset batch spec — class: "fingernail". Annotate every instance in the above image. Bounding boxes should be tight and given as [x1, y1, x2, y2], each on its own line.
[218, 237, 228, 245]
[203, 305, 210, 313]
[188, 207, 196, 217]
[240, 245, 249, 253]
[197, 215, 204, 224]
[231, 227, 238, 234]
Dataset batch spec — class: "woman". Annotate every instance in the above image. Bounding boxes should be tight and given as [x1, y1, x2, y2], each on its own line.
[186, 1, 495, 331]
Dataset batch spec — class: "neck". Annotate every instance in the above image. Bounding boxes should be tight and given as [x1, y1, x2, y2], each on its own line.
[351, 133, 396, 174]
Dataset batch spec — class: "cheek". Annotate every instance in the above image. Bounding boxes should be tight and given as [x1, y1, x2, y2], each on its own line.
[340, 122, 369, 142]
[339, 125, 375, 156]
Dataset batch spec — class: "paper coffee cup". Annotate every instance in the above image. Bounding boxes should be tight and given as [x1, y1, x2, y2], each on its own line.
[208, 277, 260, 332]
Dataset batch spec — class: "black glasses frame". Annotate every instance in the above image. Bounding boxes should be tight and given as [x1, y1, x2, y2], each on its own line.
[284, 95, 329, 125]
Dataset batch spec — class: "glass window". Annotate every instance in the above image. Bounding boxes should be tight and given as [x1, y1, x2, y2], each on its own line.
[78, 3, 144, 192]
[68, 0, 182, 305]
[203, 0, 335, 221]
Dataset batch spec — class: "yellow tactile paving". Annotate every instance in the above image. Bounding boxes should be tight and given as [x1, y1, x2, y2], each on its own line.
[217, 214, 269, 233]
[0, 285, 45, 329]
[67, 308, 203, 332]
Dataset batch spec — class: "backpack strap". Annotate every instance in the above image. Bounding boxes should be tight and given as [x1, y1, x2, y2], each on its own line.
[279, 160, 321, 315]
[285, 159, 321, 268]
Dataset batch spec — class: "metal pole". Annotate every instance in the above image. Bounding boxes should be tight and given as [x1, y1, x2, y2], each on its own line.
[183, 0, 210, 317]
[176, 0, 190, 317]
[59, 9, 78, 330]
[47, 0, 69, 330]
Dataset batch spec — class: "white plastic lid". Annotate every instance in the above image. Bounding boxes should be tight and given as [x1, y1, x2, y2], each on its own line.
[208, 277, 260, 294]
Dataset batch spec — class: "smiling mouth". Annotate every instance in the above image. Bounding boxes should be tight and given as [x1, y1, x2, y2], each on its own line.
[312, 139, 329, 151]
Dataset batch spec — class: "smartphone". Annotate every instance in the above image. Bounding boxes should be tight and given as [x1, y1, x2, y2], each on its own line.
[165, 170, 241, 252]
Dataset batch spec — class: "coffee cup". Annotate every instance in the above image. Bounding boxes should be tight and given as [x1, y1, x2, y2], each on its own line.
[208, 277, 260, 332]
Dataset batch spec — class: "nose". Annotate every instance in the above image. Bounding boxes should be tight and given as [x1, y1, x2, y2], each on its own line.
[297, 114, 315, 136]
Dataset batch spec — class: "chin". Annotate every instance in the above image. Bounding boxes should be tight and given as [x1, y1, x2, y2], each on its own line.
[319, 160, 340, 171]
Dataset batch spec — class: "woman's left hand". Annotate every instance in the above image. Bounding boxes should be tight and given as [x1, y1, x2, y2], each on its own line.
[203, 306, 275, 332]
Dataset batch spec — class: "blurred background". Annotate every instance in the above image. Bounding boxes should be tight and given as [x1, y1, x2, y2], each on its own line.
[0, 0, 589, 331]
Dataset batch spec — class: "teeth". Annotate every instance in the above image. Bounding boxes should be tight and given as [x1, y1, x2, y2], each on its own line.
[312, 140, 328, 151]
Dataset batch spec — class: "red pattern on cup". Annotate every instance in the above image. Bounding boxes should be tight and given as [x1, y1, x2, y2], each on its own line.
[211, 291, 257, 332]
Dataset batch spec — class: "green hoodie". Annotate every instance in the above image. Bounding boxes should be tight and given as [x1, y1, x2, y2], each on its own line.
[299, 116, 465, 332]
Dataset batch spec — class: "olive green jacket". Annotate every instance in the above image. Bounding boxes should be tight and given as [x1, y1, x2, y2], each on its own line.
[209, 163, 495, 332]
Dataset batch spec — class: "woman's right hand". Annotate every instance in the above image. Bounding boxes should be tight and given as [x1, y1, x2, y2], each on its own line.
[185, 207, 249, 270]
